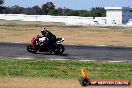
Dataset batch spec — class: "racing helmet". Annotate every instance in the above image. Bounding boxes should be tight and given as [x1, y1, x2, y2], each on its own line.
[41, 28, 47, 34]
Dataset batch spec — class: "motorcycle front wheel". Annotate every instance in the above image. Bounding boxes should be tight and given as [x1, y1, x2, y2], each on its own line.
[27, 45, 38, 54]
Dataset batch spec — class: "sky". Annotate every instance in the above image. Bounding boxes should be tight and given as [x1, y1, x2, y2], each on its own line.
[3, 0, 132, 10]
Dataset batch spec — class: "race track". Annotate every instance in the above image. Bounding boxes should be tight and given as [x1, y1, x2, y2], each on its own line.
[0, 42, 132, 62]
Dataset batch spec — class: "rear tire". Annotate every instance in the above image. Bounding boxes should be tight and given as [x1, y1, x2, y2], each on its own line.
[53, 44, 65, 55]
[27, 45, 38, 53]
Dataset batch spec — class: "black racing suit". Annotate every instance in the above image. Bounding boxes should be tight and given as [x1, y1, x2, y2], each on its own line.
[42, 31, 56, 46]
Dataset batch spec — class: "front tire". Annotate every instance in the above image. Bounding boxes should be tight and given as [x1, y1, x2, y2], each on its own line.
[27, 45, 38, 53]
[79, 77, 91, 86]
[53, 44, 65, 55]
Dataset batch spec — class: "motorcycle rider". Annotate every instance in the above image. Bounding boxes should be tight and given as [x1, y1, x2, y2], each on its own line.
[40, 28, 56, 46]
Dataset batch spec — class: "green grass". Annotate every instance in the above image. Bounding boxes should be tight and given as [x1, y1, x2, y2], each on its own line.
[0, 19, 65, 30]
[0, 58, 132, 80]
[0, 20, 97, 31]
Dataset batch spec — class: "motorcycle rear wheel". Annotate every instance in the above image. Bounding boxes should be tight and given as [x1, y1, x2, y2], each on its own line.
[53, 44, 65, 55]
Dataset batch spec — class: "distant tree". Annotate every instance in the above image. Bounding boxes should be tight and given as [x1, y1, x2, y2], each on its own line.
[67, 10, 79, 16]
[41, 4, 48, 14]
[90, 7, 106, 17]
[48, 9, 59, 15]
[62, 8, 71, 16]
[23, 7, 33, 15]
[57, 7, 63, 15]
[79, 10, 90, 17]
[0, 0, 4, 13]
[9, 5, 23, 14]
[0, 6, 6, 13]
[42, 2, 55, 15]
[1, 6, 8, 13]
[0, 0, 106, 17]
[31, 5, 42, 15]
[0, 0, 4, 5]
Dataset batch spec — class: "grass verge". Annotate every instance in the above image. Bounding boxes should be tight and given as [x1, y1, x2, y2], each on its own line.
[0, 58, 132, 80]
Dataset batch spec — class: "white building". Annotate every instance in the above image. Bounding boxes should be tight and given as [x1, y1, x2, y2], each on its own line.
[105, 7, 132, 25]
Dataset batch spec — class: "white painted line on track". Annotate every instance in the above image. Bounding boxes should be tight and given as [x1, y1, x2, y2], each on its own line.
[49, 58, 70, 61]
[14, 57, 129, 63]
[14, 42, 24, 44]
[108, 60, 129, 63]
[93, 45, 132, 48]
[16, 57, 33, 60]
[94, 45, 107, 47]
[79, 60, 97, 62]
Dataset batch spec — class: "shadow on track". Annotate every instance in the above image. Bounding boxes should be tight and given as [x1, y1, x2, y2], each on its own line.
[34, 52, 69, 56]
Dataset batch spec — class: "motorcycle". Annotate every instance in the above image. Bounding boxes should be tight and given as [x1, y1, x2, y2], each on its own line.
[27, 35, 65, 55]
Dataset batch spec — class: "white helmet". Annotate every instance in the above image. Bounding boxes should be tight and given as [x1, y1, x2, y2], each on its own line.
[41, 28, 47, 34]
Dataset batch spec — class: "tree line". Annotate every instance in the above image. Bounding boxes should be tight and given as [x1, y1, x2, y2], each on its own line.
[0, 1, 106, 17]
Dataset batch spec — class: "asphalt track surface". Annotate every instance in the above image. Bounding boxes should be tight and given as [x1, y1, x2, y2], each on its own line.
[0, 42, 132, 62]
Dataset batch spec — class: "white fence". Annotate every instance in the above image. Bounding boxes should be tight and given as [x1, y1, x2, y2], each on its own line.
[0, 14, 107, 26]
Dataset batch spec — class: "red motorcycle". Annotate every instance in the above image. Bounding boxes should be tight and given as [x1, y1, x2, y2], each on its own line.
[27, 35, 65, 55]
